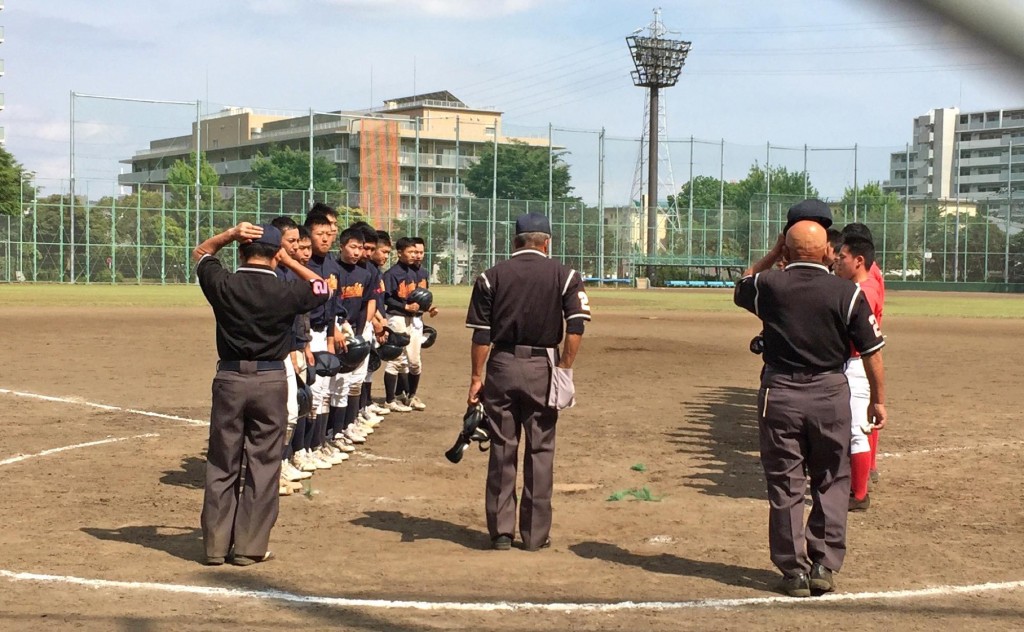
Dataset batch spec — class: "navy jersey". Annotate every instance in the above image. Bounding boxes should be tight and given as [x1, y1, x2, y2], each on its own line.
[336, 260, 375, 332]
[305, 254, 342, 332]
[383, 262, 424, 316]
[366, 261, 386, 318]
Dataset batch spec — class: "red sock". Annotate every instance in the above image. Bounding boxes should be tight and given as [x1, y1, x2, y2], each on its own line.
[868, 430, 880, 470]
[851, 452, 871, 500]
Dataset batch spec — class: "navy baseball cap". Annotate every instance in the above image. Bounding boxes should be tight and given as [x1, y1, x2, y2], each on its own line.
[784, 199, 833, 233]
[253, 224, 282, 248]
[515, 212, 551, 235]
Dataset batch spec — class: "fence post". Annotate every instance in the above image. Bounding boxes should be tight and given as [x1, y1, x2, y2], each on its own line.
[32, 192, 38, 282]
[111, 195, 117, 284]
[85, 188, 92, 285]
[160, 189, 167, 285]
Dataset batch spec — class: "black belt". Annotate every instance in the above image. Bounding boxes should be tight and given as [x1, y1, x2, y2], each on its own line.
[492, 344, 552, 357]
[217, 360, 285, 372]
[764, 365, 843, 380]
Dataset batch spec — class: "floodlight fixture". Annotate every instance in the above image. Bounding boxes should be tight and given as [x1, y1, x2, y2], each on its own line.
[627, 35, 691, 88]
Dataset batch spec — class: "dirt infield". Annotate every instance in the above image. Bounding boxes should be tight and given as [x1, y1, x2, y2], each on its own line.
[1, 299, 1023, 631]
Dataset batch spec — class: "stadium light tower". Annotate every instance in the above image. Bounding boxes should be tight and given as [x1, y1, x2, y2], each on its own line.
[627, 9, 691, 260]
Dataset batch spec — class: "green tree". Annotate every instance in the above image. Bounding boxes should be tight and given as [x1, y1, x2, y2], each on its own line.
[249, 145, 341, 192]
[0, 145, 37, 216]
[167, 152, 219, 208]
[464, 140, 573, 201]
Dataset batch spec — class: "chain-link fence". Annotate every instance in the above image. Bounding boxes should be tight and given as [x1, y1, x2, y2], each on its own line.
[1, 182, 1022, 288]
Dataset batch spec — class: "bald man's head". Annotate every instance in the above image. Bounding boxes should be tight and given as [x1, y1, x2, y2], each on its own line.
[784, 220, 828, 264]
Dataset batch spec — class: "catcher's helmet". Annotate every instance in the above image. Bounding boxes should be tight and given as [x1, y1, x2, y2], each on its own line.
[367, 347, 382, 373]
[295, 377, 313, 417]
[376, 327, 411, 361]
[421, 324, 438, 349]
[313, 351, 342, 377]
[337, 336, 372, 373]
[407, 287, 433, 313]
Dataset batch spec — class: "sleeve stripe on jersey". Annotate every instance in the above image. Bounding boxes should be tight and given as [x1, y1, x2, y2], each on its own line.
[466, 324, 491, 330]
[753, 273, 761, 317]
[847, 286, 862, 326]
[480, 273, 491, 290]
[566, 313, 591, 321]
[198, 253, 212, 264]
[860, 340, 885, 355]
[562, 269, 577, 296]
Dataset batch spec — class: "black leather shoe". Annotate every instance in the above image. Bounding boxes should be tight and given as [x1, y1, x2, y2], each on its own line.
[491, 535, 512, 550]
[780, 572, 811, 598]
[849, 494, 870, 512]
[809, 563, 835, 594]
[523, 537, 551, 552]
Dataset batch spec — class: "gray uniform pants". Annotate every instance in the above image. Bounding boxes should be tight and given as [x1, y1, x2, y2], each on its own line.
[482, 349, 557, 550]
[758, 369, 851, 576]
[201, 365, 288, 559]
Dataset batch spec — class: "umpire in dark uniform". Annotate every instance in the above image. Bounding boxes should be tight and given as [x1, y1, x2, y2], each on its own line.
[465, 212, 591, 551]
[195, 221, 330, 566]
[734, 217, 888, 597]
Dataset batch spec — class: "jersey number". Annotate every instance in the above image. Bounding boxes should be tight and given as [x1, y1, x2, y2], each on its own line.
[868, 314, 881, 338]
[578, 291, 591, 313]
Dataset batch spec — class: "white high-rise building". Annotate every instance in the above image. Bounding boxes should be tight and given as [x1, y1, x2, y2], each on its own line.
[885, 106, 1024, 200]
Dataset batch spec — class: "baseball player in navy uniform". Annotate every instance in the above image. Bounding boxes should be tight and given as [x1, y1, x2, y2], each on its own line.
[195, 221, 330, 566]
[362, 230, 393, 417]
[328, 227, 377, 446]
[301, 210, 344, 469]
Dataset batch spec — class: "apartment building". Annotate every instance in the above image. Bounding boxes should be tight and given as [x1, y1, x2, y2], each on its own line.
[119, 91, 548, 226]
[885, 106, 1024, 200]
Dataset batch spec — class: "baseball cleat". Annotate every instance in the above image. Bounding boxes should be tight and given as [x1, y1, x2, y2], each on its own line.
[386, 400, 413, 413]
[848, 494, 870, 512]
[408, 396, 427, 411]
[369, 403, 391, 415]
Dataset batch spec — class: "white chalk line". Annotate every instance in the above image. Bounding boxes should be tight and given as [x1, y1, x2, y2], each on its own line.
[0, 434, 161, 467]
[0, 569, 1021, 613]
[0, 388, 208, 426]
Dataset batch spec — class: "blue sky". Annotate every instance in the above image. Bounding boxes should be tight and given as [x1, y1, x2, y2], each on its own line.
[5, 0, 1024, 203]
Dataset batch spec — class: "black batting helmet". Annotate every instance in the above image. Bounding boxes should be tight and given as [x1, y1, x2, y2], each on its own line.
[376, 327, 411, 361]
[313, 351, 342, 377]
[407, 287, 433, 313]
[367, 347, 382, 372]
[337, 336, 372, 373]
[421, 325, 438, 349]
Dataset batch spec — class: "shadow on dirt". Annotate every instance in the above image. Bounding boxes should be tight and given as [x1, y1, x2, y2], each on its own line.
[159, 455, 207, 490]
[81, 525, 202, 563]
[570, 540, 779, 591]
[350, 510, 488, 550]
[668, 385, 765, 500]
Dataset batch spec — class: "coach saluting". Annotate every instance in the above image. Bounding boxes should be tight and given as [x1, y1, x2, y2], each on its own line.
[465, 212, 591, 551]
[734, 214, 887, 597]
[195, 221, 330, 566]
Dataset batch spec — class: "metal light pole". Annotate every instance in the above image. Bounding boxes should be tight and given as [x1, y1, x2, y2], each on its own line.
[627, 9, 691, 264]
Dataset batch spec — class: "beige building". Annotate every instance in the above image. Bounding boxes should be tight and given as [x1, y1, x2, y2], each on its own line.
[119, 91, 549, 226]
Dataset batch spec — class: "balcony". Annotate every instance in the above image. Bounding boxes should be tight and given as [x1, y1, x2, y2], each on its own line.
[0, 93, 4, 111]
[398, 181, 467, 197]
[118, 168, 171, 185]
[958, 137, 1007, 150]
[397, 152, 477, 170]
[316, 148, 350, 163]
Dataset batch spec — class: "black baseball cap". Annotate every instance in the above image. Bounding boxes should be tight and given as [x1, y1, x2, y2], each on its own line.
[784, 199, 833, 234]
[253, 224, 282, 248]
[515, 212, 551, 235]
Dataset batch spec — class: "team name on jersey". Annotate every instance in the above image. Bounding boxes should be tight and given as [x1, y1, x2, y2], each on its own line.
[340, 283, 365, 300]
